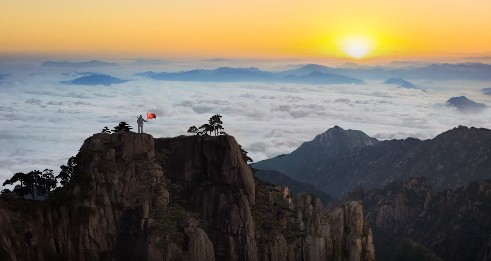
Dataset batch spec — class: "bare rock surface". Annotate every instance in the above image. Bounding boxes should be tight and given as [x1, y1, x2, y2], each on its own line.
[342, 176, 491, 261]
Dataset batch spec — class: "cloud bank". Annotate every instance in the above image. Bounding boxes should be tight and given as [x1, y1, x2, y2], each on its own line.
[1, 64, 491, 190]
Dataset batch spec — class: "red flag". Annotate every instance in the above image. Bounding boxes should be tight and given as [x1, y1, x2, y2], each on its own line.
[147, 113, 156, 119]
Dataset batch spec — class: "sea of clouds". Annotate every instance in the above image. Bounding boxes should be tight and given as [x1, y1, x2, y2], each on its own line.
[1, 61, 491, 189]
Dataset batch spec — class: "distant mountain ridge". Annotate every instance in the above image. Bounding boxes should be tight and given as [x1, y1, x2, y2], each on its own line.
[446, 96, 487, 112]
[134, 62, 491, 83]
[135, 67, 365, 85]
[253, 126, 491, 198]
[481, 88, 491, 96]
[63, 74, 128, 86]
[383, 78, 417, 89]
[41, 60, 119, 67]
[278, 62, 491, 81]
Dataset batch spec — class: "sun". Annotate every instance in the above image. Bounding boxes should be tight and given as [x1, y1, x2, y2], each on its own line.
[338, 36, 375, 59]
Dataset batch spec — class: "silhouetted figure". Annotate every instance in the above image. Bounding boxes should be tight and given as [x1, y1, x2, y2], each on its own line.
[137, 115, 147, 133]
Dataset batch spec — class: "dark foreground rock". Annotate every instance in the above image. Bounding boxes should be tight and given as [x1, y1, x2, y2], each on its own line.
[0, 133, 375, 261]
[342, 176, 491, 261]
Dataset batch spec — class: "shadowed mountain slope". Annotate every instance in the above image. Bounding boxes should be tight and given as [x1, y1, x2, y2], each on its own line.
[254, 126, 491, 198]
[254, 169, 339, 212]
[252, 126, 379, 187]
[341, 176, 491, 261]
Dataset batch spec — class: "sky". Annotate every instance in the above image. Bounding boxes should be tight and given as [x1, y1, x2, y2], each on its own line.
[1, 0, 491, 191]
[1, 0, 491, 60]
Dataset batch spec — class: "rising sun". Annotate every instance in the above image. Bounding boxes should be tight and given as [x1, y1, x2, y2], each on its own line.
[338, 36, 375, 59]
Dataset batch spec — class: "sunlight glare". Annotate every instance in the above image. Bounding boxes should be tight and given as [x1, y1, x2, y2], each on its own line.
[339, 36, 375, 58]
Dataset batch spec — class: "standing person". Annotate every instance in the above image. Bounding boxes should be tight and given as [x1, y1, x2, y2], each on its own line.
[137, 115, 147, 133]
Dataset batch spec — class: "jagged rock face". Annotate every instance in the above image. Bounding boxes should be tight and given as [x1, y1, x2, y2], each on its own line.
[254, 126, 491, 198]
[0, 133, 375, 261]
[255, 170, 338, 213]
[342, 176, 491, 261]
[0, 132, 171, 261]
[265, 189, 375, 261]
[154, 135, 257, 261]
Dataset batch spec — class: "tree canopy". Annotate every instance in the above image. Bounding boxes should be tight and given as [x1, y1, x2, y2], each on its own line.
[2, 156, 77, 200]
[101, 126, 111, 133]
[112, 121, 133, 132]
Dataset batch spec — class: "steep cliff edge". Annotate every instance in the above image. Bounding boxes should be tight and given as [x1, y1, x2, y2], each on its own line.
[0, 133, 374, 261]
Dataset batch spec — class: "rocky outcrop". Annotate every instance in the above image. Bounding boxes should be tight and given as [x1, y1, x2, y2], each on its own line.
[255, 170, 339, 213]
[0, 133, 375, 261]
[342, 176, 491, 261]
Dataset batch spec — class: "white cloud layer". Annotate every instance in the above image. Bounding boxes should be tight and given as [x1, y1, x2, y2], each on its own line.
[1, 64, 491, 190]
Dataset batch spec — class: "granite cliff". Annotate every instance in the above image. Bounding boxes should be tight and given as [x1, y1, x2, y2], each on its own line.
[342, 176, 491, 261]
[0, 133, 375, 261]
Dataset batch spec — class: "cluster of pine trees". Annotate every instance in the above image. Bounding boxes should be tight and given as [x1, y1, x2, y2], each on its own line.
[102, 121, 133, 133]
[1, 157, 76, 200]
[187, 114, 227, 136]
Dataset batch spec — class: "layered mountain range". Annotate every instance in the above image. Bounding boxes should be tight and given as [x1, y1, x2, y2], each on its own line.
[134, 62, 491, 84]
[253, 126, 491, 198]
[0, 133, 375, 261]
[277, 62, 491, 81]
[135, 67, 365, 85]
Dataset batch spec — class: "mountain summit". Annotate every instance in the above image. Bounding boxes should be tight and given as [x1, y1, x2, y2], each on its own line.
[446, 96, 487, 112]
[252, 126, 379, 180]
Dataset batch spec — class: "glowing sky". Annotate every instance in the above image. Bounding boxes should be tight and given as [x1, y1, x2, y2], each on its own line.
[1, 0, 491, 59]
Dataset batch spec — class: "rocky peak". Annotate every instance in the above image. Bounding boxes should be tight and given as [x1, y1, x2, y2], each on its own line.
[314, 126, 379, 149]
[252, 126, 378, 180]
[446, 96, 487, 112]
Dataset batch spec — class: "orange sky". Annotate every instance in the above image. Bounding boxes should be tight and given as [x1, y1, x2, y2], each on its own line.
[1, 0, 491, 60]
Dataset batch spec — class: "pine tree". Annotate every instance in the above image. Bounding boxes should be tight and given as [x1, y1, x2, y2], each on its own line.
[187, 126, 200, 135]
[187, 114, 227, 136]
[112, 121, 133, 132]
[101, 126, 111, 133]
[2, 172, 29, 199]
[57, 156, 76, 186]
[37, 169, 57, 197]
